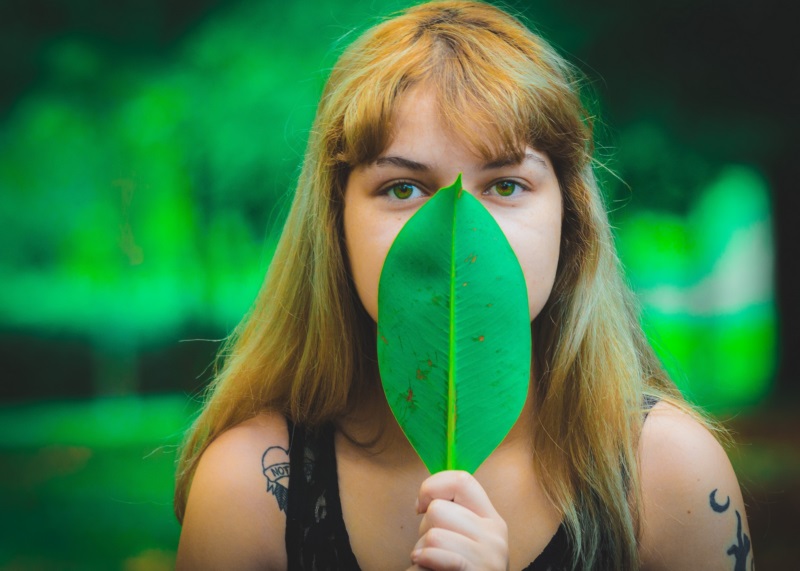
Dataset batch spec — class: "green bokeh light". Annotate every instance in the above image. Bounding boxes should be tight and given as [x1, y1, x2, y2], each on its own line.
[617, 165, 776, 411]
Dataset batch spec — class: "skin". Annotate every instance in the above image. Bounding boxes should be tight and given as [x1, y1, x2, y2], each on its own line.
[176, 86, 753, 570]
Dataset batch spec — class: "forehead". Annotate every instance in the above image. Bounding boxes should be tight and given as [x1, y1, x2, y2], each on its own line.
[378, 83, 529, 166]
[352, 89, 552, 187]
[380, 83, 535, 163]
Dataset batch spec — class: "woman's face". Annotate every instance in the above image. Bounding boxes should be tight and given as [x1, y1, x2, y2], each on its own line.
[343, 87, 563, 323]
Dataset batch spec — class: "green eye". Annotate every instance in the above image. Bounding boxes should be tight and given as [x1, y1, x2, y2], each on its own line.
[389, 183, 416, 199]
[494, 181, 517, 196]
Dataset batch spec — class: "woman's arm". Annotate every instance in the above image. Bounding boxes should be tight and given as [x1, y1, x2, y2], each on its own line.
[176, 413, 290, 571]
[639, 402, 753, 571]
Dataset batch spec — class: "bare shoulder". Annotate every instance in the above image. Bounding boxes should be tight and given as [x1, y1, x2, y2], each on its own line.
[176, 411, 291, 571]
[638, 401, 754, 571]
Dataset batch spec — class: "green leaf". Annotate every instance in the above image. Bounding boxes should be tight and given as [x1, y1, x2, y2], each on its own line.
[377, 174, 531, 474]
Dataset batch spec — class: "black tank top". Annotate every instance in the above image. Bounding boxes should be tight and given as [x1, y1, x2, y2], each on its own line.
[284, 421, 572, 570]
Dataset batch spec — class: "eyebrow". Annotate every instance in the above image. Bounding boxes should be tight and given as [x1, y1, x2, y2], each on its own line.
[374, 155, 430, 171]
[373, 152, 547, 171]
[481, 152, 547, 170]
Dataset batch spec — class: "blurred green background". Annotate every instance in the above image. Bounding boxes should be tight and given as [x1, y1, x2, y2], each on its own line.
[1, 0, 797, 568]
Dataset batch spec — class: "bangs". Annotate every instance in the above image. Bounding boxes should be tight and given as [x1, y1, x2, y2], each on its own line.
[334, 3, 590, 172]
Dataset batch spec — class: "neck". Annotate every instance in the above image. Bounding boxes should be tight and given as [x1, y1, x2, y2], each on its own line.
[337, 383, 414, 461]
[337, 376, 538, 466]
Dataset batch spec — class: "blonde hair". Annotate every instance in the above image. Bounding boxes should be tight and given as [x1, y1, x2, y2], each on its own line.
[175, 2, 696, 567]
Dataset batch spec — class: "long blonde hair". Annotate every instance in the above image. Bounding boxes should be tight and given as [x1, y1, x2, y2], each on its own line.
[175, 2, 693, 567]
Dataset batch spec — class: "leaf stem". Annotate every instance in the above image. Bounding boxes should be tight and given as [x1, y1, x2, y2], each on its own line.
[446, 179, 460, 470]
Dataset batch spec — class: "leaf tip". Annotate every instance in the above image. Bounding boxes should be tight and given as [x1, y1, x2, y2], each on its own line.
[453, 173, 464, 198]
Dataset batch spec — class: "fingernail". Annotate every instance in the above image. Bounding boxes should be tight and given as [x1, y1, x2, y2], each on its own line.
[411, 549, 421, 562]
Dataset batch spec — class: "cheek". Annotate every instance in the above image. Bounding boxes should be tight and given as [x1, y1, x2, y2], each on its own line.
[347, 241, 385, 322]
[344, 206, 403, 323]
[505, 221, 562, 322]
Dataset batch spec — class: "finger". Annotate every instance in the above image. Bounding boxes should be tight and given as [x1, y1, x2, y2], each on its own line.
[412, 547, 468, 571]
[412, 527, 477, 570]
[418, 498, 484, 539]
[416, 519, 507, 566]
[417, 470, 499, 519]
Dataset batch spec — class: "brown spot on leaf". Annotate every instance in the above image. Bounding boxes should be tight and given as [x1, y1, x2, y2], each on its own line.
[380, 334, 388, 345]
[416, 368, 427, 380]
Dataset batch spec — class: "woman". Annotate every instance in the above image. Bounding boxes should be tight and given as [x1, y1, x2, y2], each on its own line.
[175, 2, 752, 569]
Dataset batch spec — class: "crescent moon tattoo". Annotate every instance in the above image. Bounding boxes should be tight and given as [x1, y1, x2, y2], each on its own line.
[709, 488, 731, 513]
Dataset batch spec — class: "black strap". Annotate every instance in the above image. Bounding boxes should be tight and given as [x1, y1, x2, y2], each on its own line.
[525, 523, 569, 571]
[285, 419, 304, 570]
[321, 426, 359, 567]
[283, 421, 361, 570]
